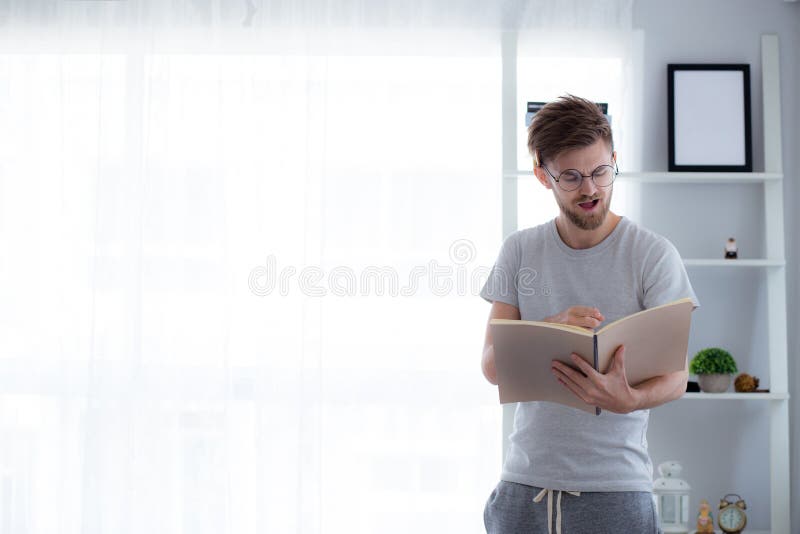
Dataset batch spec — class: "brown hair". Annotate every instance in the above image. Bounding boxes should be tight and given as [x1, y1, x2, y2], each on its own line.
[527, 95, 613, 167]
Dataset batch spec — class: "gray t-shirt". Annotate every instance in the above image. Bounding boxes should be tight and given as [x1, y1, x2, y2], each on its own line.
[480, 216, 699, 492]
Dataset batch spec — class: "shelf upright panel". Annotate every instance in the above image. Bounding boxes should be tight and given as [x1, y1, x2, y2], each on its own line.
[762, 33, 790, 534]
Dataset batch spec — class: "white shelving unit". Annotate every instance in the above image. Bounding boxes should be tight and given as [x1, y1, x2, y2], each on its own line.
[498, 33, 790, 532]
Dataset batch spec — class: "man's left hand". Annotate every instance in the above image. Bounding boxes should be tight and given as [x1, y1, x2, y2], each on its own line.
[551, 345, 641, 414]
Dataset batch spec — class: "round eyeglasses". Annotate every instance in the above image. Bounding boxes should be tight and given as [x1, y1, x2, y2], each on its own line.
[541, 163, 619, 192]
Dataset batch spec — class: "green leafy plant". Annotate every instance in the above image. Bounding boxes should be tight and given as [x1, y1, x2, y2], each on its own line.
[689, 347, 738, 375]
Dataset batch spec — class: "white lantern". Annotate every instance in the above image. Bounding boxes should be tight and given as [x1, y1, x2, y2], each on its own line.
[653, 461, 691, 534]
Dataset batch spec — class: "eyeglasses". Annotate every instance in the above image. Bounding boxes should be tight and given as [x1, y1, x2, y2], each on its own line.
[541, 162, 619, 192]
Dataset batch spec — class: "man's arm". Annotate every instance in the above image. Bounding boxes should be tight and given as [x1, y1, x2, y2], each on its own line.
[551, 346, 689, 414]
[481, 301, 521, 385]
[629, 364, 688, 410]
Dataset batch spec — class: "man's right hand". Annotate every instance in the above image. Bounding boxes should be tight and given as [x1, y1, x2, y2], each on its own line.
[543, 306, 605, 330]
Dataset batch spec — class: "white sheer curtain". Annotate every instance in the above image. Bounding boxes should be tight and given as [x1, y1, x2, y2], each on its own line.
[0, 2, 633, 533]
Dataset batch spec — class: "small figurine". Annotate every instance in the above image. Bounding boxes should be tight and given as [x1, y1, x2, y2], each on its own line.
[725, 237, 738, 259]
[696, 499, 715, 533]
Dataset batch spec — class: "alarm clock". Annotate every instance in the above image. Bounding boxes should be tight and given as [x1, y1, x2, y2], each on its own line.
[718, 494, 747, 533]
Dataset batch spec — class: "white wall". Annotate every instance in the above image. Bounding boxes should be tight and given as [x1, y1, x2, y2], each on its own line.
[632, 0, 799, 530]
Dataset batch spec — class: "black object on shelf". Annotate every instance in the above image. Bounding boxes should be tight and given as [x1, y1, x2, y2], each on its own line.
[526, 101, 609, 128]
[686, 381, 700, 393]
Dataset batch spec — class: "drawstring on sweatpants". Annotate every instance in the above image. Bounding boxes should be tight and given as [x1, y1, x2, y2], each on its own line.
[533, 488, 581, 534]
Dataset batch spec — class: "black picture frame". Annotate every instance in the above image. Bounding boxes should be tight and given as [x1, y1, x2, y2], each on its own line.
[668, 64, 752, 172]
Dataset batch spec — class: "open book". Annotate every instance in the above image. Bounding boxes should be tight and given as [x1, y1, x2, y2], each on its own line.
[490, 298, 695, 415]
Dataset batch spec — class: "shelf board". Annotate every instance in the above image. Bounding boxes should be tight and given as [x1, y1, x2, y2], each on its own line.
[504, 170, 783, 183]
[681, 392, 789, 400]
[618, 171, 782, 183]
[683, 259, 785, 267]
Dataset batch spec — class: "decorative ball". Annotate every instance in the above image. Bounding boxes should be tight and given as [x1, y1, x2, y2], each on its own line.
[734, 373, 759, 392]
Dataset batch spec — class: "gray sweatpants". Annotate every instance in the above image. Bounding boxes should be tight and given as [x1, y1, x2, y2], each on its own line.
[484, 480, 662, 534]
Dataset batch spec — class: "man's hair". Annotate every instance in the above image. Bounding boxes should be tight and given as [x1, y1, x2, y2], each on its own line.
[527, 94, 614, 167]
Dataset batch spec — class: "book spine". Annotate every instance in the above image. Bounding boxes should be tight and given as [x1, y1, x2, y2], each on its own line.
[593, 334, 600, 416]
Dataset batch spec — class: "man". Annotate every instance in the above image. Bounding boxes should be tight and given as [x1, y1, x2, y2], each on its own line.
[480, 95, 699, 533]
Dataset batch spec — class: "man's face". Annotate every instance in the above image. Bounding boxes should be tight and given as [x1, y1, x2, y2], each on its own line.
[537, 139, 615, 231]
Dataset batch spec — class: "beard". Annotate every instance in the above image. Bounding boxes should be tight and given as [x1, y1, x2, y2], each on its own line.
[555, 188, 612, 231]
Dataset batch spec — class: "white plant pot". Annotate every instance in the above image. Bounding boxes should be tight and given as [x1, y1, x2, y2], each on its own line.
[697, 373, 731, 393]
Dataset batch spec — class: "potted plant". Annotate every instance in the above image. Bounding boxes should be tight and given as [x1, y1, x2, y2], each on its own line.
[689, 347, 738, 393]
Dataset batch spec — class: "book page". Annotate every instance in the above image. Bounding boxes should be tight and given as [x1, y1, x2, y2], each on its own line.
[490, 321, 597, 413]
[492, 318, 592, 335]
[596, 297, 694, 335]
[596, 299, 694, 386]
